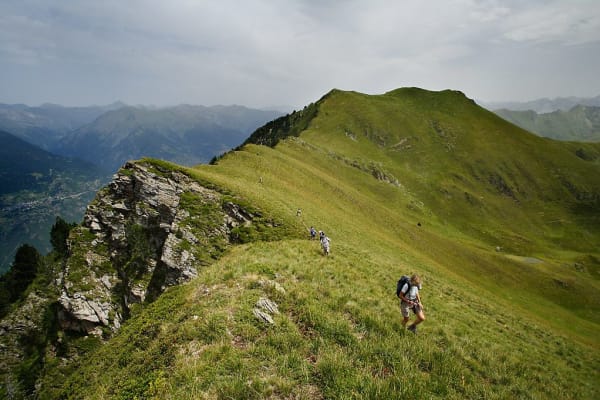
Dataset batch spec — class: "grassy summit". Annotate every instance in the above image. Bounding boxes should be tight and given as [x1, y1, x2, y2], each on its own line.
[40, 88, 599, 399]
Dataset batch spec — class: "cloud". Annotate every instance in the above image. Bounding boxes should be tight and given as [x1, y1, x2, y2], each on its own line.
[501, 1, 600, 45]
[0, 0, 598, 106]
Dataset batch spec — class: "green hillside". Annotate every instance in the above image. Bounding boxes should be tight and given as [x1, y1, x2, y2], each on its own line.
[19, 89, 600, 399]
[495, 105, 600, 142]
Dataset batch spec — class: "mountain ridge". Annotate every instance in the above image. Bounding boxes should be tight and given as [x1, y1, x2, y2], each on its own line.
[56, 104, 282, 172]
[0, 102, 125, 150]
[494, 105, 600, 142]
[1, 87, 598, 399]
[479, 94, 600, 113]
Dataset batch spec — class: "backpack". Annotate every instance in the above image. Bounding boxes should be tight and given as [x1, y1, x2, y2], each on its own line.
[396, 275, 411, 298]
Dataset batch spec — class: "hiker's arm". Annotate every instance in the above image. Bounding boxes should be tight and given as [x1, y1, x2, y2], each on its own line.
[399, 292, 416, 305]
[416, 292, 424, 308]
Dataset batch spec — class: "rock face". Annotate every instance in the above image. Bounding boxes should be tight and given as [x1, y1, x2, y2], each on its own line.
[57, 161, 260, 335]
[0, 291, 50, 389]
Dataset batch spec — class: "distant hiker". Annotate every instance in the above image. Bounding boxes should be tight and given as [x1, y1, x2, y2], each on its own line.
[297, 208, 302, 217]
[320, 233, 331, 256]
[259, 176, 263, 184]
[309, 226, 317, 240]
[398, 274, 425, 334]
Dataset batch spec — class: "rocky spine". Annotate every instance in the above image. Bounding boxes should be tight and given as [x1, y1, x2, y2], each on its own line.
[57, 161, 258, 335]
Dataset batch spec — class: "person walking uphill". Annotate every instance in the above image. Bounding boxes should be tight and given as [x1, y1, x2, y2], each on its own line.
[399, 274, 425, 334]
[309, 226, 317, 240]
[320, 233, 331, 256]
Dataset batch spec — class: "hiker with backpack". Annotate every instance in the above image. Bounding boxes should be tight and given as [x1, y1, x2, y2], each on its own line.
[309, 226, 317, 240]
[320, 232, 331, 256]
[397, 274, 425, 334]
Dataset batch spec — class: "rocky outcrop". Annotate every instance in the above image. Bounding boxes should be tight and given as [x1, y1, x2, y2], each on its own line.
[0, 290, 52, 395]
[57, 161, 266, 335]
[253, 297, 280, 325]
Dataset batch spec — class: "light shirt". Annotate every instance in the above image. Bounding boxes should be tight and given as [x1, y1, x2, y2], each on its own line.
[401, 283, 421, 302]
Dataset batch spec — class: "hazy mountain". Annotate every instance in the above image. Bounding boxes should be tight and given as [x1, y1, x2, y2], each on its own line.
[479, 94, 600, 114]
[2, 88, 599, 399]
[0, 130, 108, 272]
[55, 105, 283, 172]
[494, 105, 600, 142]
[0, 102, 125, 150]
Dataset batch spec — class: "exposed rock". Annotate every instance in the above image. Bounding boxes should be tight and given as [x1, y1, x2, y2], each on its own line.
[258, 279, 286, 294]
[253, 309, 275, 325]
[57, 292, 114, 334]
[256, 297, 279, 314]
[0, 291, 52, 390]
[57, 161, 272, 336]
[253, 297, 279, 325]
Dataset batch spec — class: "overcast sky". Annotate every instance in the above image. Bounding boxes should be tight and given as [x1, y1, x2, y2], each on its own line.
[1, 0, 599, 109]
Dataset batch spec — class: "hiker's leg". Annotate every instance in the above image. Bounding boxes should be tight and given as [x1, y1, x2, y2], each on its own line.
[400, 302, 410, 327]
[413, 309, 425, 326]
[408, 306, 425, 331]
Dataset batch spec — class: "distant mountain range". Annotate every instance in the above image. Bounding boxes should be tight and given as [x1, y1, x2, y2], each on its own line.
[479, 94, 600, 114]
[0, 102, 125, 151]
[495, 105, 600, 142]
[54, 105, 282, 172]
[0, 130, 108, 272]
[0, 102, 283, 173]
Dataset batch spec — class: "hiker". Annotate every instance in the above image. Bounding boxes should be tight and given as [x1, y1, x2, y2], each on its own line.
[309, 226, 317, 240]
[320, 233, 331, 256]
[296, 208, 302, 217]
[399, 274, 425, 334]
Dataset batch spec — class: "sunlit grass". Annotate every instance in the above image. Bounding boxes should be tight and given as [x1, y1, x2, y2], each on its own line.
[42, 88, 599, 399]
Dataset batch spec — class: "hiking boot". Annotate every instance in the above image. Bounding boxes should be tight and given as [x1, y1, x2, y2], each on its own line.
[407, 325, 417, 334]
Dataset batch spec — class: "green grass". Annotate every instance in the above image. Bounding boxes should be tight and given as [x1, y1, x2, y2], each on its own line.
[49, 241, 598, 399]
[35, 88, 600, 399]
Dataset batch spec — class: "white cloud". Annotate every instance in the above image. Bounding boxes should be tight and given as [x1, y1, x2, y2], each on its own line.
[0, 0, 598, 106]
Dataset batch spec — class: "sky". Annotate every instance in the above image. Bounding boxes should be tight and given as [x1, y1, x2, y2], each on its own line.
[1, 0, 599, 109]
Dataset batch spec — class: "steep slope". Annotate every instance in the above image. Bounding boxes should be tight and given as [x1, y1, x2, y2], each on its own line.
[0, 131, 108, 272]
[495, 105, 600, 142]
[2, 88, 599, 399]
[57, 105, 282, 172]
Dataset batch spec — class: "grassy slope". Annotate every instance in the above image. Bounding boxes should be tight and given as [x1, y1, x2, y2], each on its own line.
[43, 89, 600, 399]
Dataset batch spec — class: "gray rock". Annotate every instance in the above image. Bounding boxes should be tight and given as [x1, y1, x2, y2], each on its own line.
[253, 297, 279, 325]
[57, 161, 264, 336]
[253, 309, 275, 325]
[256, 297, 279, 314]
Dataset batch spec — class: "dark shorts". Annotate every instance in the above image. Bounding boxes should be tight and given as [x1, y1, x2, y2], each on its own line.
[400, 301, 422, 318]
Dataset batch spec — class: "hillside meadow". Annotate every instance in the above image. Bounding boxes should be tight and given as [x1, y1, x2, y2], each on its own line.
[37, 88, 599, 399]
